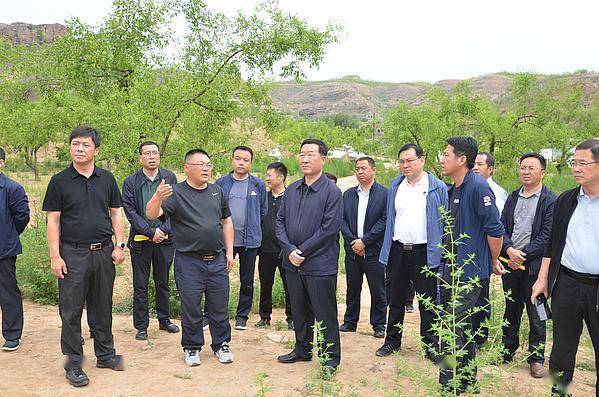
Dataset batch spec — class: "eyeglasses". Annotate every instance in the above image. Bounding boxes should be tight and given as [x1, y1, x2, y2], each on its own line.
[186, 162, 213, 169]
[142, 150, 160, 156]
[398, 157, 421, 166]
[568, 160, 599, 168]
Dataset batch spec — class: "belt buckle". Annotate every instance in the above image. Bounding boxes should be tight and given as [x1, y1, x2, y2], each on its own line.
[403, 243, 413, 251]
[202, 255, 215, 262]
[90, 243, 102, 251]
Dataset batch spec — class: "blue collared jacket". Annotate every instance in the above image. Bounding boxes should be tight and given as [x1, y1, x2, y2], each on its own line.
[0, 172, 30, 259]
[379, 172, 448, 268]
[216, 172, 267, 249]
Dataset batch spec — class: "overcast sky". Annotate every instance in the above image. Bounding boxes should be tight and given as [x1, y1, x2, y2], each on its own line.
[3, 0, 598, 83]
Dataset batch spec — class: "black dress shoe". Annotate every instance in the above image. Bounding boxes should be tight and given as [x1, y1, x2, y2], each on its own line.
[159, 320, 180, 333]
[339, 323, 357, 332]
[65, 368, 89, 387]
[135, 329, 148, 340]
[375, 344, 400, 357]
[96, 354, 125, 371]
[287, 321, 294, 331]
[277, 350, 312, 363]
[373, 329, 385, 339]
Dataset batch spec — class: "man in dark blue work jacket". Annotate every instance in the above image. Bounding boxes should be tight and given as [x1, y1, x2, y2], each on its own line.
[275, 138, 343, 375]
[0, 147, 30, 352]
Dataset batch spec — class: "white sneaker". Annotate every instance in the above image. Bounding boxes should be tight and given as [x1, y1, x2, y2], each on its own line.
[214, 343, 234, 364]
[184, 349, 201, 366]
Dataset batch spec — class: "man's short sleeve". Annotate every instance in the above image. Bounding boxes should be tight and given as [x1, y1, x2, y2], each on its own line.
[108, 174, 123, 208]
[221, 189, 231, 219]
[42, 176, 62, 211]
[161, 194, 177, 217]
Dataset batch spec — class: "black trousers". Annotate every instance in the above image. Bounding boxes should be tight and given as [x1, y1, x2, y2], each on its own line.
[471, 278, 490, 346]
[386, 268, 415, 305]
[0, 256, 23, 341]
[343, 252, 386, 331]
[130, 242, 175, 330]
[257, 251, 292, 322]
[174, 252, 231, 352]
[385, 242, 438, 352]
[234, 247, 258, 321]
[502, 270, 546, 363]
[439, 281, 483, 390]
[286, 271, 341, 368]
[550, 269, 599, 395]
[59, 243, 116, 369]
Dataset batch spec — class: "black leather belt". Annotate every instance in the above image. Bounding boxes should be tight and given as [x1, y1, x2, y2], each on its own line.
[63, 240, 112, 251]
[393, 241, 427, 251]
[562, 266, 599, 285]
[185, 251, 219, 262]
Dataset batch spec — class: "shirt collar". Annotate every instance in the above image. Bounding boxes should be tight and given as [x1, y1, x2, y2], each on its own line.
[357, 183, 373, 195]
[142, 168, 161, 183]
[69, 163, 98, 179]
[518, 185, 542, 198]
[297, 172, 327, 192]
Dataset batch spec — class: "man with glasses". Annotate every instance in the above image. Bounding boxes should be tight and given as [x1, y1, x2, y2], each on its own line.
[122, 141, 179, 341]
[532, 139, 599, 396]
[146, 149, 235, 367]
[216, 146, 267, 330]
[340, 157, 388, 338]
[43, 126, 127, 387]
[376, 144, 448, 360]
[0, 146, 30, 352]
[275, 139, 343, 374]
[498, 153, 556, 378]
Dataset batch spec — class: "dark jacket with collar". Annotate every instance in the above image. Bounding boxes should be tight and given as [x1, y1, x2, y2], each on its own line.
[276, 173, 343, 276]
[341, 182, 387, 260]
[500, 185, 557, 275]
[122, 168, 177, 246]
[0, 172, 30, 259]
[543, 187, 583, 297]
[215, 172, 267, 249]
[452, 170, 505, 280]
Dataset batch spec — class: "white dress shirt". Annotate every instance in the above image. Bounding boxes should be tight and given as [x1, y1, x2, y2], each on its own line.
[356, 184, 370, 238]
[393, 174, 428, 244]
[487, 177, 508, 215]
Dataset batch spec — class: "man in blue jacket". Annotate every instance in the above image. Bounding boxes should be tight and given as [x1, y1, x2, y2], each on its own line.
[340, 157, 388, 338]
[499, 152, 556, 379]
[275, 139, 343, 374]
[216, 146, 267, 330]
[0, 147, 30, 351]
[122, 141, 179, 340]
[439, 136, 504, 394]
[376, 144, 448, 360]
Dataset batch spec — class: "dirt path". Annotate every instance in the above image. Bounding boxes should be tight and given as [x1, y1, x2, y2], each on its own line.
[2, 287, 596, 397]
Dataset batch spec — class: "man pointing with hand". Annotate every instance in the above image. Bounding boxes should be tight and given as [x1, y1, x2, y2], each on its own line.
[146, 149, 235, 367]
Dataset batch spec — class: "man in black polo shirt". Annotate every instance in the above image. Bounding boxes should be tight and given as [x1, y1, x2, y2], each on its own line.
[43, 126, 127, 387]
[275, 139, 343, 374]
[122, 141, 179, 340]
[256, 161, 293, 329]
[146, 149, 235, 367]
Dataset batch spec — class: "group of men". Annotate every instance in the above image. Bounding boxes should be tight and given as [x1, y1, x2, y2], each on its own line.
[1, 127, 598, 397]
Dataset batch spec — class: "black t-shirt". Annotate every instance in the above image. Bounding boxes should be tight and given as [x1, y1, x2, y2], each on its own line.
[161, 181, 231, 254]
[42, 164, 122, 243]
[260, 190, 284, 254]
[445, 184, 462, 252]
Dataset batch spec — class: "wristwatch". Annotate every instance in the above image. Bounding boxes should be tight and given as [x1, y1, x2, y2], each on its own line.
[116, 242, 126, 250]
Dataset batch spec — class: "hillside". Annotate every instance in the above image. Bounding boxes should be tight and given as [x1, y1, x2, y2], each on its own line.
[2, 22, 597, 119]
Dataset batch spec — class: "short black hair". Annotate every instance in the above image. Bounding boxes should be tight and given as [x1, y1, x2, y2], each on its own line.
[519, 152, 547, 170]
[300, 139, 328, 156]
[232, 145, 254, 160]
[398, 143, 423, 158]
[477, 151, 495, 168]
[185, 148, 209, 162]
[447, 136, 478, 169]
[355, 156, 376, 168]
[325, 172, 337, 183]
[267, 161, 288, 179]
[576, 138, 599, 161]
[69, 125, 101, 147]
[0, 147, 5, 161]
[139, 141, 160, 155]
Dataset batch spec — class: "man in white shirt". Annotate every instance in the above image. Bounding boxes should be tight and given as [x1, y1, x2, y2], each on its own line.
[472, 151, 508, 348]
